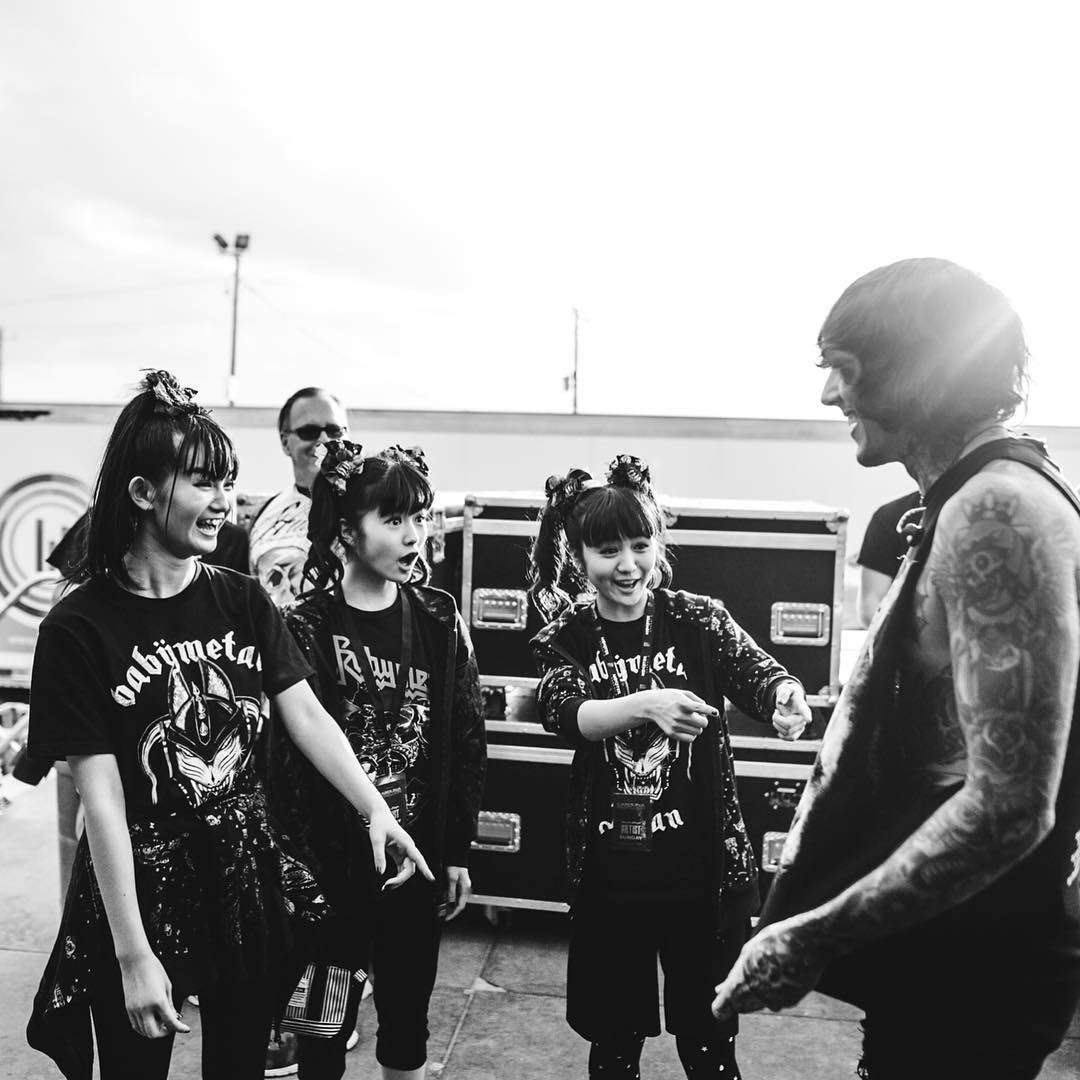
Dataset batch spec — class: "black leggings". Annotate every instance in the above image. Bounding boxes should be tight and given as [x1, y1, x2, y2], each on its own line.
[297, 875, 442, 1077]
[588, 1033, 742, 1080]
[88, 960, 275, 1080]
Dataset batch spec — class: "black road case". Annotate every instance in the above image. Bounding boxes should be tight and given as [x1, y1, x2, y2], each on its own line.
[468, 689, 818, 915]
[440, 490, 845, 914]
[458, 491, 847, 705]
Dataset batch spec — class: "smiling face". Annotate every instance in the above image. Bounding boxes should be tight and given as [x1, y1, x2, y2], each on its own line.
[280, 391, 349, 490]
[580, 535, 658, 621]
[143, 460, 234, 560]
[349, 506, 429, 584]
[819, 347, 908, 468]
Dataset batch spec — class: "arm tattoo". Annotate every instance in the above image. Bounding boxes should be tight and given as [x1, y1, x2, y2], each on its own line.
[810, 481, 1077, 951]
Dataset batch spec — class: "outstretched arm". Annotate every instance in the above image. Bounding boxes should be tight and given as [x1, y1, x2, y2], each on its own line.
[532, 634, 715, 745]
[714, 468, 1080, 1017]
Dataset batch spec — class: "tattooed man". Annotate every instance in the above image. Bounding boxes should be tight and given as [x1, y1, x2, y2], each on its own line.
[712, 259, 1080, 1078]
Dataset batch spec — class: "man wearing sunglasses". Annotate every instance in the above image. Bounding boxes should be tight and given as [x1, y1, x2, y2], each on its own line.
[252, 386, 362, 1075]
[249, 386, 350, 607]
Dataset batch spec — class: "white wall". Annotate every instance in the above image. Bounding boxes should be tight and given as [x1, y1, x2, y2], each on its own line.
[5, 404, 1079, 558]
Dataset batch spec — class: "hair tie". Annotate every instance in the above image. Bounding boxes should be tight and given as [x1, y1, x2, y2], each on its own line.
[384, 444, 430, 476]
[606, 454, 652, 492]
[316, 438, 365, 495]
[142, 369, 204, 418]
[544, 468, 599, 517]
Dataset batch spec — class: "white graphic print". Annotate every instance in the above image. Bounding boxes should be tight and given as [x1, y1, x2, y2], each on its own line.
[608, 720, 678, 798]
[343, 698, 431, 783]
[137, 658, 262, 807]
[600, 665, 680, 801]
[332, 634, 431, 820]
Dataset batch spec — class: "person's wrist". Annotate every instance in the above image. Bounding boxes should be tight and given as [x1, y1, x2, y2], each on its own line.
[634, 689, 656, 723]
[768, 677, 800, 710]
[116, 946, 155, 967]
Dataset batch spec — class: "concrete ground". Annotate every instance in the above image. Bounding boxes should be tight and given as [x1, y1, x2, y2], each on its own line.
[3, 773, 1079, 1079]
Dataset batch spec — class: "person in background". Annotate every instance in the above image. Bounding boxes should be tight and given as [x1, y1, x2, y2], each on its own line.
[247, 387, 354, 1075]
[712, 258, 1080, 1079]
[529, 454, 810, 1080]
[248, 387, 350, 607]
[854, 489, 920, 626]
[245, 387, 353, 1075]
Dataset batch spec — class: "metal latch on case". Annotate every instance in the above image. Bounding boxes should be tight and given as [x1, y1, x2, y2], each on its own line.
[470, 811, 522, 852]
[764, 779, 804, 811]
[761, 830, 788, 873]
[770, 602, 831, 646]
[471, 589, 529, 631]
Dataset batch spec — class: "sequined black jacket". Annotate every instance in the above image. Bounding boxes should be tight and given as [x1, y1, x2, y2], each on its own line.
[265, 584, 486, 960]
[531, 588, 795, 921]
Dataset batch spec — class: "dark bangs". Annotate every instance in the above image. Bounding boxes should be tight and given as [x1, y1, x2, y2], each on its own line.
[574, 487, 663, 548]
[176, 415, 239, 482]
[365, 457, 434, 518]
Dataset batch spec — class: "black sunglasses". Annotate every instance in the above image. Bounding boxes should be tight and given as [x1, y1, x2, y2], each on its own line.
[285, 423, 348, 441]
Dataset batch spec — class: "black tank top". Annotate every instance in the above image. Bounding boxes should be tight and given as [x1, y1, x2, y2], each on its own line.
[761, 437, 1080, 987]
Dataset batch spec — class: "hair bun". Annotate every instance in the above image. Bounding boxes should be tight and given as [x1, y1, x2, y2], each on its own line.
[317, 438, 365, 495]
[141, 369, 203, 418]
[383, 444, 430, 476]
[544, 468, 595, 513]
[606, 454, 652, 491]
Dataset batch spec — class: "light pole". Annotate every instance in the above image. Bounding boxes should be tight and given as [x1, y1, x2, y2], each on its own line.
[212, 232, 250, 404]
[562, 307, 580, 414]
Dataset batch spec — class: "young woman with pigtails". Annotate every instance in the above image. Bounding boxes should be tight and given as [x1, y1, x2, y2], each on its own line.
[266, 440, 486, 1080]
[528, 454, 812, 1080]
[25, 373, 431, 1080]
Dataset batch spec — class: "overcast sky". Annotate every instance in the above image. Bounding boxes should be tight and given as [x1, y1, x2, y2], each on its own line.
[2, 2, 1077, 420]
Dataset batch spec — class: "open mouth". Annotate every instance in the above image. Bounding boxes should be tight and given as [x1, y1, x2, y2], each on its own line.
[196, 518, 224, 537]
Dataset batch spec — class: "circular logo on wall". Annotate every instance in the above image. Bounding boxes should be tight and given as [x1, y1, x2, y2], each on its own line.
[0, 474, 89, 626]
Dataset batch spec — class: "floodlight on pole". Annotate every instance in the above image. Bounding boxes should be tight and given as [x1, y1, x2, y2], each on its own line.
[212, 232, 250, 404]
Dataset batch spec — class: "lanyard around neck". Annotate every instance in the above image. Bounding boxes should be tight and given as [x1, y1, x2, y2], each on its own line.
[592, 591, 656, 699]
[350, 589, 413, 738]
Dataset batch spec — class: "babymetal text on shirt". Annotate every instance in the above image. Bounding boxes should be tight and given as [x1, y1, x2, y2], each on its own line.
[111, 633, 262, 706]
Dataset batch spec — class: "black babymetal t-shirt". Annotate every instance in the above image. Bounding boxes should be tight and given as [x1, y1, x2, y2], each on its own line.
[341, 594, 433, 829]
[581, 614, 706, 903]
[29, 565, 312, 820]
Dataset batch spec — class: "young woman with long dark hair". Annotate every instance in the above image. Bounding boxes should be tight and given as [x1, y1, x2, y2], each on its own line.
[529, 454, 811, 1080]
[26, 372, 429, 1080]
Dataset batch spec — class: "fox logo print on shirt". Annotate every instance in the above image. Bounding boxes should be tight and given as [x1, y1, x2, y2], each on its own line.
[137, 658, 262, 808]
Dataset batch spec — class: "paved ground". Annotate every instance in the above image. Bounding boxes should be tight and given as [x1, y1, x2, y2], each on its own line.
[3, 773, 1078, 1079]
